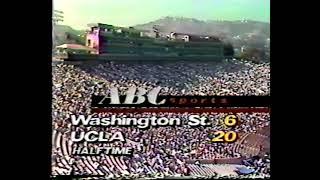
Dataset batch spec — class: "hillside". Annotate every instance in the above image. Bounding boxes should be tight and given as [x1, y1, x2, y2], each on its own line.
[53, 25, 86, 46]
[134, 16, 269, 38]
[134, 16, 270, 55]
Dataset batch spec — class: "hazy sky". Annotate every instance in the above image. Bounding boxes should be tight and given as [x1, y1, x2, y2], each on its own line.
[54, 0, 270, 29]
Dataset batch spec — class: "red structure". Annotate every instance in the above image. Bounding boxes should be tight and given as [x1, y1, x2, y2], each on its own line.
[86, 25, 101, 54]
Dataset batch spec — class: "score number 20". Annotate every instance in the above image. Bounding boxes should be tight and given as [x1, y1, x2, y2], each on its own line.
[212, 115, 239, 143]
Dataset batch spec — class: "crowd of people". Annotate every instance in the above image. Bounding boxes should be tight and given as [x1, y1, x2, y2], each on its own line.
[52, 59, 270, 178]
[76, 59, 269, 96]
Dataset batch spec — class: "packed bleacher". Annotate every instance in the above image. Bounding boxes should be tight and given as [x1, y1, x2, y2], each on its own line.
[74, 59, 270, 96]
[52, 59, 270, 178]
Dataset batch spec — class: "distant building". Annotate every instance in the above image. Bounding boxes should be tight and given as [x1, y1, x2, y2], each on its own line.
[169, 32, 220, 42]
[116, 29, 122, 33]
[241, 46, 247, 52]
[139, 30, 151, 37]
[169, 32, 185, 41]
[183, 35, 190, 42]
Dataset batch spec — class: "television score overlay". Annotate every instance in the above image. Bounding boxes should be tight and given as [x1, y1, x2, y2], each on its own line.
[70, 114, 239, 156]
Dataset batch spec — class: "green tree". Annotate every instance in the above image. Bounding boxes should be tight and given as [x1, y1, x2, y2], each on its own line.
[239, 48, 266, 63]
[65, 32, 85, 45]
[223, 42, 234, 57]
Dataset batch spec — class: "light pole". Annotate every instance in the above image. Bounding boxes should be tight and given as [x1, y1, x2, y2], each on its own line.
[52, 10, 64, 48]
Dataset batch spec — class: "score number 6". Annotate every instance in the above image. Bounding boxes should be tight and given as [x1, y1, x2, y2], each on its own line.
[224, 114, 238, 127]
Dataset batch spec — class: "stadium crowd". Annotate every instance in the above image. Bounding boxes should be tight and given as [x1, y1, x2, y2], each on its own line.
[52, 59, 270, 178]
[76, 59, 270, 96]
